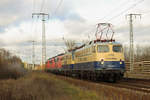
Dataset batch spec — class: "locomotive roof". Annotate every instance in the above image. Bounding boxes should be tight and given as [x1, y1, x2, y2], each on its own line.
[74, 40, 122, 52]
[95, 41, 121, 45]
[47, 53, 64, 60]
[46, 40, 122, 61]
[67, 39, 122, 52]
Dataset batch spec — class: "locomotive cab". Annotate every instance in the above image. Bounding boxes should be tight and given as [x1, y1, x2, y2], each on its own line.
[96, 42, 125, 70]
[94, 42, 125, 81]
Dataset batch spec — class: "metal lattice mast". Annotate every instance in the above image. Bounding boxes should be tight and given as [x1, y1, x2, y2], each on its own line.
[32, 13, 49, 66]
[42, 14, 46, 66]
[127, 14, 141, 72]
[32, 40, 35, 69]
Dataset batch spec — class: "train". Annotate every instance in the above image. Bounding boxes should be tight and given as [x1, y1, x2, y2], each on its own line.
[45, 39, 125, 82]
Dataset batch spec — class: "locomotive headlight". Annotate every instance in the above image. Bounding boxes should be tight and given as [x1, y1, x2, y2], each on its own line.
[120, 59, 122, 64]
[101, 59, 104, 64]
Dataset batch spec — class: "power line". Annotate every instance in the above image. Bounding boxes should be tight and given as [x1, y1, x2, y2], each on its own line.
[40, 0, 46, 12]
[51, 0, 63, 18]
[142, 10, 150, 15]
[107, 0, 144, 22]
[91, 0, 144, 37]
[32, 0, 36, 12]
[30, 14, 40, 45]
[98, 0, 131, 21]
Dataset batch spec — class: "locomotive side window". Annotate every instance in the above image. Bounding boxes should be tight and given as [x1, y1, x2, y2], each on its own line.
[54, 58, 57, 62]
[113, 45, 122, 52]
[97, 45, 109, 52]
[92, 46, 96, 53]
[72, 51, 75, 60]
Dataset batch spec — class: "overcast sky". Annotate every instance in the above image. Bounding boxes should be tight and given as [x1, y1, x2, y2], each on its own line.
[0, 0, 150, 64]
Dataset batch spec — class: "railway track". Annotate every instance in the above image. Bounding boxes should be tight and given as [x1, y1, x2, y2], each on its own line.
[100, 81, 150, 93]
[56, 74, 150, 93]
[122, 78, 150, 85]
[93, 78, 150, 93]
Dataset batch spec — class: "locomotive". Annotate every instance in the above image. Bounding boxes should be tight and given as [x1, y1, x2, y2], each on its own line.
[45, 23, 125, 82]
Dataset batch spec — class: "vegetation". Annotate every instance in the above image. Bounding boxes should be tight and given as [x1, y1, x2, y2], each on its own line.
[57, 75, 150, 100]
[0, 72, 100, 100]
[124, 45, 150, 61]
[0, 48, 26, 79]
[124, 45, 150, 79]
[63, 37, 78, 52]
[0, 48, 22, 64]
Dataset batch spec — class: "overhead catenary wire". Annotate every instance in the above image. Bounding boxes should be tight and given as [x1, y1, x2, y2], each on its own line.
[31, 0, 41, 42]
[107, 0, 144, 22]
[51, 0, 63, 18]
[31, 0, 36, 33]
[91, 0, 144, 42]
[76, 0, 145, 42]
[142, 10, 150, 16]
[40, 0, 46, 12]
[94, 0, 144, 29]
[31, 0, 39, 36]
[32, 0, 36, 13]
[92, 0, 144, 32]
[98, 0, 132, 21]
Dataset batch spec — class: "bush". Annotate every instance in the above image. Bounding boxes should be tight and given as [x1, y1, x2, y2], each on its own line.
[0, 48, 26, 79]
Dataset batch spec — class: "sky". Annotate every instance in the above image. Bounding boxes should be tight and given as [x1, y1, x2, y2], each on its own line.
[0, 0, 150, 64]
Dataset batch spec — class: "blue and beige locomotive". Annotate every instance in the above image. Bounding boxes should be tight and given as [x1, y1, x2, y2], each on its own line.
[62, 39, 125, 82]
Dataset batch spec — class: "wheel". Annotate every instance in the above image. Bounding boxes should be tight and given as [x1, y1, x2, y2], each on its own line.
[108, 74, 116, 83]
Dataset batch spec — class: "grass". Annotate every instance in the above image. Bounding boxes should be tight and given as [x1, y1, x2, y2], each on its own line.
[56, 74, 150, 100]
[0, 72, 100, 100]
[1, 71, 149, 100]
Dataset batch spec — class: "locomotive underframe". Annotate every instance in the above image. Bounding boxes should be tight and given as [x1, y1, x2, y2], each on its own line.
[47, 69, 124, 82]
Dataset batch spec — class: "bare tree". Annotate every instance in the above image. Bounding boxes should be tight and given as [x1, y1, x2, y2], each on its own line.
[142, 46, 150, 61]
[123, 45, 150, 61]
[63, 37, 77, 52]
[0, 48, 26, 79]
[82, 39, 90, 45]
[123, 45, 129, 61]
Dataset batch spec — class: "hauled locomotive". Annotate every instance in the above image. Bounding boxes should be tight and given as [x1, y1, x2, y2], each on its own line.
[46, 23, 125, 82]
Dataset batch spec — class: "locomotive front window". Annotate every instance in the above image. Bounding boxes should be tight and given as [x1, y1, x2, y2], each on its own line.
[113, 45, 122, 52]
[97, 45, 109, 52]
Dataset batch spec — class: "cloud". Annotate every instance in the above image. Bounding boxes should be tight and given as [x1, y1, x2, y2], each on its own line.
[1, 0, 150, 63]
[0, 0, 32, 26]
[114, 22, 150, 45]
[0, 0, 77, 26]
